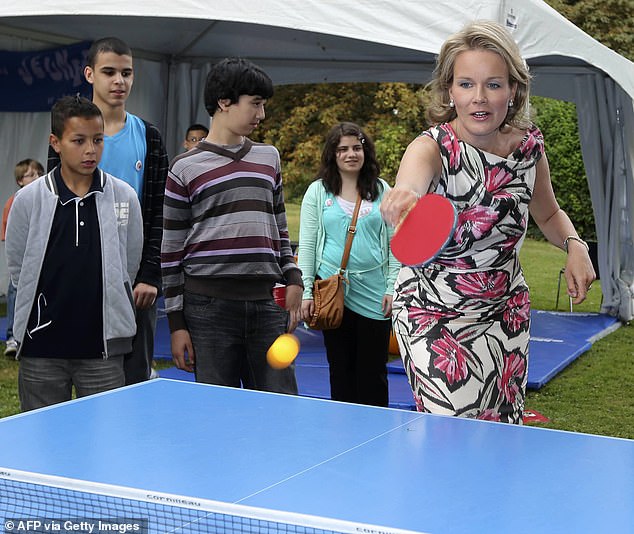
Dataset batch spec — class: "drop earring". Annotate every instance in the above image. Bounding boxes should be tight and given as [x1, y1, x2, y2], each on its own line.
[449, 99, 455, 108]
[508, 99, 514, 108]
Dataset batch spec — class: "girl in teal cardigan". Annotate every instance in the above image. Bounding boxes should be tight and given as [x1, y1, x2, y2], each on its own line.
[298, 122, 399, 407]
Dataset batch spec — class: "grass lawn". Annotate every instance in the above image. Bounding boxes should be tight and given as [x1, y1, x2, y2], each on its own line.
[1, 205, 632, 438]
[285, 200, 301, 243]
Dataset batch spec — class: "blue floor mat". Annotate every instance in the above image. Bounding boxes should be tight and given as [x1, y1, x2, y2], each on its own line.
[295, 365, 416, 410]
[525, 310, 620, 388]
[386, 310, 619, 389]
[157, 364, 416, 410]
[155, 310, 620, 396]
[156, 310, 619, 408]
[1, 304, 617, 394]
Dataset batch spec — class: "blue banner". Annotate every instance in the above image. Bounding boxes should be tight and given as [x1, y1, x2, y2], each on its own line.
[0, 41, 92, 112]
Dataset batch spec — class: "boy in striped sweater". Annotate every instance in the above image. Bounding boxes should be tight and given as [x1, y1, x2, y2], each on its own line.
[161, 58, 302, 394]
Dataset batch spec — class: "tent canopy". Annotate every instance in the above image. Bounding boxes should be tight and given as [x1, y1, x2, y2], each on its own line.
[1, 0, 633, 320]
[2, 1, 633, 92]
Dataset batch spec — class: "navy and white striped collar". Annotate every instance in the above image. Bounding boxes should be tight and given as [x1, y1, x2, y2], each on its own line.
[47, 166, 105, 204]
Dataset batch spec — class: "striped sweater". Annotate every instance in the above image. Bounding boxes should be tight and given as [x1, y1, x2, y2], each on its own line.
[161, 138, 301, 331]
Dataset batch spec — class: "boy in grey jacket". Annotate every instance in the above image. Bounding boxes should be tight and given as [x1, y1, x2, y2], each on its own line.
[6, 95, 143, 411]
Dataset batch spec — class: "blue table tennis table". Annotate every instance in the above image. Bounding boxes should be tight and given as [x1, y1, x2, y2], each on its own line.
[1, 379, 633, 533]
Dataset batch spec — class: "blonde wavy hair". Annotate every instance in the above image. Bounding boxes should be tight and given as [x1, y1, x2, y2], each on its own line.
[426, 20, 532, 130]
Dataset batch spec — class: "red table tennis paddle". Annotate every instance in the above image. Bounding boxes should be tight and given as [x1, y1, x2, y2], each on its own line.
[390, 193, 457, 267]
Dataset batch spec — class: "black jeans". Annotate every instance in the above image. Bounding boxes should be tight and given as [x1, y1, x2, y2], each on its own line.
[183, 292, 297, 394]
[322, 306, 391, 407]
[124, 303, 157, 385]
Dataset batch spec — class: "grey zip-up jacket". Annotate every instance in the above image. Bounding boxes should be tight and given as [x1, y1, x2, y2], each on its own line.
[6, 170, 143, 358]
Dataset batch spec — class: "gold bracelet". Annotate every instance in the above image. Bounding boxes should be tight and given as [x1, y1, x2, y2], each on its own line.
[563, 235, 589, 253]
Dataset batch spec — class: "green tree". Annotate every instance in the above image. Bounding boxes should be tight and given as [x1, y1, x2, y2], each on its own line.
[254, 83, 376, 198]
[366, 83, 430, 185]
[545, 0, 634, 60]
[254, 82, 426, 199]
[530, 97, 595, 239]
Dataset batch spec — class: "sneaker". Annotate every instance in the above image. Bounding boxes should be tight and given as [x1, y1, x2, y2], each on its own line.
[149, 367, 159, 379]
[4, 338, 17, 358]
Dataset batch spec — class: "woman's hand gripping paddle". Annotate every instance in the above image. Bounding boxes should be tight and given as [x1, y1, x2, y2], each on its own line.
[390, 193, 457, 267]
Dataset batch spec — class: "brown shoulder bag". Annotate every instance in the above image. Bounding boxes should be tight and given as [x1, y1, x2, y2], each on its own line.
[308, 195, 362, 330]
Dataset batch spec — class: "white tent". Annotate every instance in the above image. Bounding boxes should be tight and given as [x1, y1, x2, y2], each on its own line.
[1, 0, 633, 320]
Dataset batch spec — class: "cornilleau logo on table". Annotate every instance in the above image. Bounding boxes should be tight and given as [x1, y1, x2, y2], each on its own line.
[354, 527, 429, 534]
[146, 494, 202, 507]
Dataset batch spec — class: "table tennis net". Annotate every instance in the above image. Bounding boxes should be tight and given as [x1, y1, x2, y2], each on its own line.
[1, 468, 415, 534]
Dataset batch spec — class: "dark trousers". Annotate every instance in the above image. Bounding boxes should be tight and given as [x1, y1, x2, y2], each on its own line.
[183, 292, 297, 394]
[6, 280, 16, 339]
[123, 303, 157, 385]
[322, 306, 391, 407]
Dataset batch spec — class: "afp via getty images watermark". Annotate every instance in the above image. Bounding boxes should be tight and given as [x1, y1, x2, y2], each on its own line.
[3, 519, 148, 533]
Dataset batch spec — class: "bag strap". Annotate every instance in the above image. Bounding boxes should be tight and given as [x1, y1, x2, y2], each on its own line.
[339, 195, 362, 272]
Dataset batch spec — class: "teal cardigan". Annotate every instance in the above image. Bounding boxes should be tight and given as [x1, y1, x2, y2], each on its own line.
[298, 178, 400, 301]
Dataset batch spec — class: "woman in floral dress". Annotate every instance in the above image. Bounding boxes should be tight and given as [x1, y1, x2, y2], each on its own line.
[380, 20, 595, 423]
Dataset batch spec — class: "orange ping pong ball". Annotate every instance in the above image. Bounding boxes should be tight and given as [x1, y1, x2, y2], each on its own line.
[266, 333, 300, 369]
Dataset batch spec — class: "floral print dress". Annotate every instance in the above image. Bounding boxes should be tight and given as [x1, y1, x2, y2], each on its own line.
[392, 123, 544, 424]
